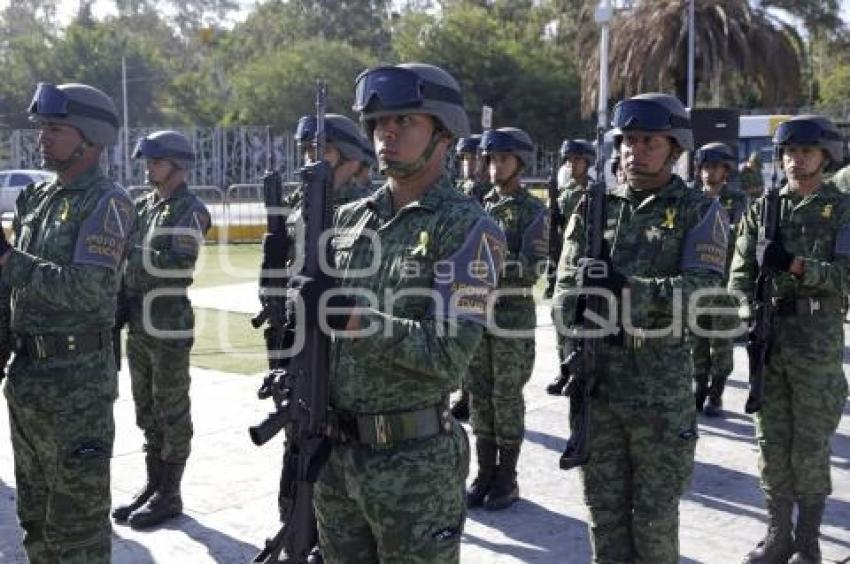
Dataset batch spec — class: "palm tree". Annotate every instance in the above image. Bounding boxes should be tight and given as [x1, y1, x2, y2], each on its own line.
[578, 0, 805, 116]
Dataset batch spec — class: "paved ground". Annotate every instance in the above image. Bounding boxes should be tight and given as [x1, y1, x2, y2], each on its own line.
[0, 296, 848, 563]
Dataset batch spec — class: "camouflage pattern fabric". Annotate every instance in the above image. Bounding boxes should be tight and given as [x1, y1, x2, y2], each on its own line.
[1, 165, 133, 563]
[692, 182, 748, 401]
[122, 182, 210, 465]
[554, 175, 725, 562]
[557, 178, 587, 218]
[332, 179, 372, 209]
[469, 186, 548, 447]
[739, 165, 764, 199]
[458, 178, 491, 204]
[728, 181, 850, 499]
[315, 175, 505, 562]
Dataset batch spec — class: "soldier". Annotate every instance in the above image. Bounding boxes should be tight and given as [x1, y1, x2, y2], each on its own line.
[0, 82, 134, 562]
[690, 142, 748, 417]
[729, 115, 849, 564]
[455, 134, 490, 204]
[740, 151, 765, 199]
[295, 113, 373, 209]
[314, 62, 506, 563]
[555, 93, 727, 562]
[466, 127, 548, 511]
[112, 131, 211, 529]
[546, 139, 597, 395]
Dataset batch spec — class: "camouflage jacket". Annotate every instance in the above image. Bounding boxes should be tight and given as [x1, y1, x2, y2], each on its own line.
[330, 175, 506, 413]
[1, 165, 134, 335]
[122, 183, 211, 332]
[555, 175, 726, 407]
[332, 179, 372, 209]
[458, 178, 491, 204]
[728, 181, 850, 322]
[739, 166, 764, 198]
[557, 178, 588, 217]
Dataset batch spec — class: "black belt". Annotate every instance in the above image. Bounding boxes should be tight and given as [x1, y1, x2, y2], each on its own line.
[14, 332, 110, 359]
[604, 330, 682, 350]
[772, 297, 843, 317]
[327, 402, 452, 446]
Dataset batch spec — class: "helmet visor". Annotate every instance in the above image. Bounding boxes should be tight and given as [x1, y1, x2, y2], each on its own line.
[455, 137, 480, 155]
[696, 148, 733, 167]
[353, 66, 462, 113]
[132, 137, 194, 161]
[773, 120, 841, 146]
[611, 99, 690, 132]
[28, 82, 120, 127]
[480, 130, 533, 155]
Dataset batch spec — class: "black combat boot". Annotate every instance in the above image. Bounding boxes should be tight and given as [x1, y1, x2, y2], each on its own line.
[450, 391, 470, 422]
[743, 496, 794, 563]
[484, 445, 520, 511]
[128, 461, 185, 529]
[694, 376, 709, 413]
[466, 439, 497, 508]
[788, 495, 825, 564]
[113, 451, 162, 522]
[546, 373, 569, 396]
[703, 395, 723, 418]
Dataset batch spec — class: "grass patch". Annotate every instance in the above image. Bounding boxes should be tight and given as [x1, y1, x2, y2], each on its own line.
[194, 243, 263, 288]
[191, 308, 267, 375]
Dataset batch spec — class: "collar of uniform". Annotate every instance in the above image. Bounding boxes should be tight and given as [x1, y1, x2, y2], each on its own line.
[489, 185, 530, 205]
[151, 182, 189, 205]
[616, 175, 685, 201]
[370, 175, 461, 221]
[56, 164, 104, 192]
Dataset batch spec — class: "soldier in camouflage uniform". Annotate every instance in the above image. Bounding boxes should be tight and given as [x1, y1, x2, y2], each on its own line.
[466, 127, 549, 511]
[690, 142, 748, 417]
[555, 93, 727, 563]
[112, 131, 211, 529]
[740, 151, 765, 199]
[0, 83, 134, 563]
[546, 139, 597, 395]
[314, 63, 506, 563]
[729, 115, 850, 564]
[455, 134, 490, 204]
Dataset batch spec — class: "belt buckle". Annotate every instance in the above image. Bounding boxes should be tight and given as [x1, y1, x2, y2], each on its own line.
[372, 414, 390, 445]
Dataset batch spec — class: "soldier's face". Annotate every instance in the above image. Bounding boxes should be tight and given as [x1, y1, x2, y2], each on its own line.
[373, 113, 436, 166]
[488, 153, 520, 184]
[37, 122, 84, 169]
[620, 132, 674, 177]
[566, 155, 588, 179]
[303, 143, 342, 167]
[782, 145, 826, 183]
[145, 158, 176, 185]
[700, 162, 727, 186]
[461, 153, 477, 178]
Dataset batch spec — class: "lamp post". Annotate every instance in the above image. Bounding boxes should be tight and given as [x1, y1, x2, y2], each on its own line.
[595, 0, 613, 130]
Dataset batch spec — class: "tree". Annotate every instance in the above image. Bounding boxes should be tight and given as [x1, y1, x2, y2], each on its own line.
[579, 0, 805, 115]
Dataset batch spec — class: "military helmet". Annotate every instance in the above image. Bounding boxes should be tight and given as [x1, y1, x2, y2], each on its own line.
[479, 127, 535, 169]
[560, 139, 596, 162]
[28, 82, 119, 146]
[353, 62, 470, 139]
[455, 134, 481, 156]
[294, 113, 367, 163]
[773, 115, 844, 164]
[610, 92, 693, 151]
[695, 142, 736, 170]
[359, 130, 376, 167]
[132, 130, 195, 170]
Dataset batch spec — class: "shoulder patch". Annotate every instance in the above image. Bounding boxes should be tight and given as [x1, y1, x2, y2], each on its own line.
[171, 200, 212, 256]
[834, 225, 850, 256]
[521, 206, 549, 258]
[73, 186, 134, 270]
[680, 199, 728, 275]
[430, 215, 507, 325]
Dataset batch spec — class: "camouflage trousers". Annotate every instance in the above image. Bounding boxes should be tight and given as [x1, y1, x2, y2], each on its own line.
[126, 330, 193, 463]
[468, 333, 535, 447]
[580, 401, 697, 564]
[314, 422, 469, 563]
[4, 348, 117, 564]
[691, 313, 735, 400]
[756, 317, 848, 498]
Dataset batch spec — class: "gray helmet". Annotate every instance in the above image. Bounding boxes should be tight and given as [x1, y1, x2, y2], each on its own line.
[28, 82, 119, 146]
[560, 138, 596, 162]
[359, 132, 376, 168]
[695, 142, 736, 170]
[610, 92, 693, 151]
[773, 115, 844, 164]
[353, 62, 470, 139]
[132, 130, 195, 170]
[294, 113, 366, 163]
[479, 127, 535, 169]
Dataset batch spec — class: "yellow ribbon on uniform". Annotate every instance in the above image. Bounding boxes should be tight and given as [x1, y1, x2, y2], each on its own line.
[412, 231, 429, 257]
[661, 207, 677, 229]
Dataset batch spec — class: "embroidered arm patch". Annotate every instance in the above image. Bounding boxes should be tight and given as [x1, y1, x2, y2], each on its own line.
[171, 201, 212, 256]
[834, 225, 850, 256]
[73, 186, 134, 270]
[430, 216, 507, 325]
[521, 207, 549, 259]
[680, 199, 728, 275]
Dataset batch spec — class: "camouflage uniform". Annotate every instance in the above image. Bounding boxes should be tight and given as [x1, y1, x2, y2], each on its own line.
[728, 182, 850, 533]
[739, 165, 764, 199]
[332, 179, 372, 209]
[469, 187, 548, 448]
[314, 177, 505, 562]
[557, 178, 588, 218]
[459, 178, 491, 204]
[556, 176, 726, 562]
[123, 183, 211, 464]
[2, 165, 134, 563]
[691, 182, 748, 410]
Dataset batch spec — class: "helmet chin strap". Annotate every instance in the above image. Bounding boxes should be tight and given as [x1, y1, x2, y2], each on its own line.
[45, 140, 89, 172]
[380, 131, 443, 178]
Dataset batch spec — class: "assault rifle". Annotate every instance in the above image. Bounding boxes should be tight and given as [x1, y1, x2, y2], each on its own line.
[545, 161, 564, 298]
[249, 81, 334, 563]
[559, 126, 607, 471]
[745, 147, 781, 414]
